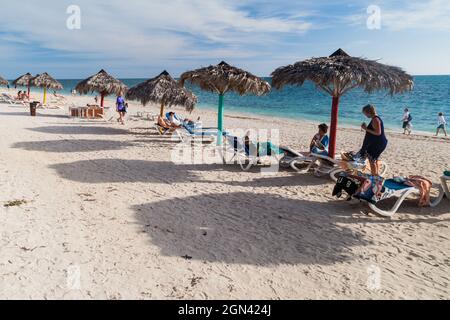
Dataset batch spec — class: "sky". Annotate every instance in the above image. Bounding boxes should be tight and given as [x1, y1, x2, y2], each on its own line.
[0, 0, 449, 79]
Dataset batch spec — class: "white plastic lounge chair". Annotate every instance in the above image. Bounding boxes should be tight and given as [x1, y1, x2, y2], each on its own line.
[441, 174, 450, 199]
[1, 93, 28, 106]
[334, 175, 444, 217]
[367, 181, 444, 217]
[153, 123, 184, 141]
[224, 135, 297, 171]
[225, 135, 260, 171]
[179, 126, 220, 144]
[290, 152, 388, 182]
[136, 111, 157, 121]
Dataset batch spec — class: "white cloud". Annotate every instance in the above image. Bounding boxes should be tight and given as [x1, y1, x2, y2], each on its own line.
[347, 0, 450, 31]
[0, 0, 313, 66]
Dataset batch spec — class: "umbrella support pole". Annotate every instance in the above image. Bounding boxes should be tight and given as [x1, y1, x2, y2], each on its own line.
[217, 94, 224, 146]
[160, 103, 165, 117]
[100, 92, 105, 109]
[43, 87, 47, 105]
[329, 96, 340, 158]
[27, 85, 30, 99]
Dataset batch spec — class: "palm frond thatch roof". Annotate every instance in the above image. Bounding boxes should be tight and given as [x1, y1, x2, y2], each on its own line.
[0, 76, 9, 86]
[13, 72, 34, 86]
[180, 61, 271, 96]
[75, 69, 128, 96]
[271, 49, 414, 96]
[126, 71, 197, 112]
[31, 72, 64, 90]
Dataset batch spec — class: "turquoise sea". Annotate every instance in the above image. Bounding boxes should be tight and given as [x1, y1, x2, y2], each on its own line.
[14, 75, 450, 133]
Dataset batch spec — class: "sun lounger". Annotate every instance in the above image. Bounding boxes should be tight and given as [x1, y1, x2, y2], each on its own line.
[181, 125, 221, 143]
[1, 93, 28, 106]
[153, 123, 184, 140]
[136, 111, 157, 121]
[224, 135, 297, 171]
[333, 174, 444, 217]
[290, 152, 388, 181]
[151, 112, 216, 142]
[367, 180, 444, 217]
[441, 173, 450, 199]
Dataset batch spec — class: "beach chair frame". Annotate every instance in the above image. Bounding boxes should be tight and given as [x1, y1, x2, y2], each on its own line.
[290, 153, 388, 182]
[136, 111, 157, 121]
[152, 123, 184, 141]
[441, 175, 450, 199]
[1, 93, 28, 107]
[224, 135, 288, 171]
[366, 183, 444, 217]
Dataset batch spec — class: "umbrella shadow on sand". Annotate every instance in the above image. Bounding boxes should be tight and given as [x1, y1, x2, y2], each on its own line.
[0, 111, 68, 119]
[27, 125, 129, 136]
[132, 192, 371, 266]
[12, 139, 135, 153]
[49, 158, 449, 219]
[49, 159, 325, 187]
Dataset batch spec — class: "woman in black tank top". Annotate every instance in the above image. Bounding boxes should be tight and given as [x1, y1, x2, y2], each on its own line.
[358, 104, 388, 176]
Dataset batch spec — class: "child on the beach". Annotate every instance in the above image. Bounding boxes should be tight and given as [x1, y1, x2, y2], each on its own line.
[402, 108, 412, 135]
[436, 112, 447, 137]
[309, 123, 329, 156]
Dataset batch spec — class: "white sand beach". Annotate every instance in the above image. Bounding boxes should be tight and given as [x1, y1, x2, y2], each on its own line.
[0, 89, 449, 300]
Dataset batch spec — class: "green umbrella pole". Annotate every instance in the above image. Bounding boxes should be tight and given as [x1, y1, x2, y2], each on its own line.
[217, 94, 224, 145]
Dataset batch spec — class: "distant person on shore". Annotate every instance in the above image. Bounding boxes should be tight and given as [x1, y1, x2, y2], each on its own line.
[436, 112, 447, 137]
[358, 104, 388, 176]
[94, 96, 98, 104]
[116, 92, 127, 125]
[309, 123, 329, 156]
[402, 108, 412, 135]
[16, 90, 22, 100]
[71, 89, 77, 96]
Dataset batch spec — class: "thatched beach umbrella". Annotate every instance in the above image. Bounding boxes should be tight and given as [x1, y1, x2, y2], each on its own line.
[126, 70, 197, 117]
[180, 61, 271, 145]
[75, 69, 128, 108]
[271, 49, 414, 158]
[13, 72, 34, 98]
[31, 72, 64, 104]
[0, 76, 9, 86]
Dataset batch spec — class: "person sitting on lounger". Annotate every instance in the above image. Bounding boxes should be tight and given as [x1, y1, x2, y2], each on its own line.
[309, 123, 329, 156]
[157, 115, 181, 134]
[166, 112, 183, 128]
[16, 91, 23, 100]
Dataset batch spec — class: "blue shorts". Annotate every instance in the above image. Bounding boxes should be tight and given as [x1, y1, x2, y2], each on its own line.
[311, 147, 329, 157]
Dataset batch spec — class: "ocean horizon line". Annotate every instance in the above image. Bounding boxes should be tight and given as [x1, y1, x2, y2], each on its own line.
[5, 74, 450, 81]
[6, 75, 449, 134]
